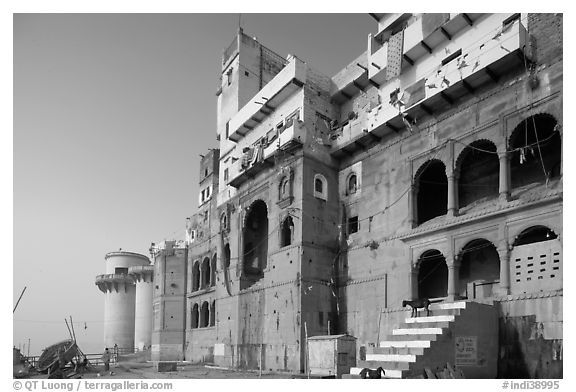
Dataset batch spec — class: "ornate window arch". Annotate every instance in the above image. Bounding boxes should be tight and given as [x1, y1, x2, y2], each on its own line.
[314, 174, 328, 200]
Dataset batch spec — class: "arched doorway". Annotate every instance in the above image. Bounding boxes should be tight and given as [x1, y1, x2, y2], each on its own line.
[509, 114, 561, 189]
[510, 226, 561, 294]
[457, 140, 499, 209]
[417, 250, 448, 299]
[458, 239, 500, 299]
[242, 200, 268, 289]
[415, 160, 448, 225]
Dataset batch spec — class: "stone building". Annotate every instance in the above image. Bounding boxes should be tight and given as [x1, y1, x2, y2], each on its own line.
[147, 13, 562, 378]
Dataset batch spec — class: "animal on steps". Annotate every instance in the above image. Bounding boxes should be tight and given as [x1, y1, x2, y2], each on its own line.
[360, 366, 385, 379]
[402, 298, 435, 317]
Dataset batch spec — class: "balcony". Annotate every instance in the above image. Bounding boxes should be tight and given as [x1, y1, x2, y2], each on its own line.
[402, 14, 485, 67]
[227, 58, 306, 142]
[330, 17, 530, 158]
[330, 52, 371, 105]
[228, 120, 305, 188]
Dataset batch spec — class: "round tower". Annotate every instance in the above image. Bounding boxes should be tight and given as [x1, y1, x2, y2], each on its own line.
[128, 265, 154, 351]
[95, 251, 150, 351]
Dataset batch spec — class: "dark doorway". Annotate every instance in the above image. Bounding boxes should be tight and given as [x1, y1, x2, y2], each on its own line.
[415, 160, 448, 224]
[458, 140, 499, 208]
[417, 250, 448, 299]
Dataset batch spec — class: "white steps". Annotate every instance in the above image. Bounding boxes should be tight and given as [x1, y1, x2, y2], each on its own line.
[379, 340, 431, 348]
[392, 327, 443, 335]
[404, 315, 455, 323]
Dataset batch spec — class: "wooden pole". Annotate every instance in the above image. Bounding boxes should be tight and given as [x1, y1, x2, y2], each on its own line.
[13, 286, 27, 313]
[304, 322, 309, 378]
[259, 343, 263, 378]
[64, 319, 73, 341]
[376, 308, 383, 346]
[70, 316, 77, 342]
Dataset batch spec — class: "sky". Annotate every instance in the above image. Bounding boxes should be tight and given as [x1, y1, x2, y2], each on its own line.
[12, 12, 376, 356]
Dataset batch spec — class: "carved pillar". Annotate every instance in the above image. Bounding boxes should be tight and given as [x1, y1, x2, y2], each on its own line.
[498, 151, 511, 202]
[497, 242, 511, 295]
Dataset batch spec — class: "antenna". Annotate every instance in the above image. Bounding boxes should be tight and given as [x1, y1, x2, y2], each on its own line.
[238, 14, 242, 31]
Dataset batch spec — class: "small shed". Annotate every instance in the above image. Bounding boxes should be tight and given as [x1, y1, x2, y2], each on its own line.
[307, 334, 357, 378]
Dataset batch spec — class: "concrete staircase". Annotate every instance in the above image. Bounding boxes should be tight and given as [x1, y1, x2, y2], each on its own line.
[345, 301, 497, 379]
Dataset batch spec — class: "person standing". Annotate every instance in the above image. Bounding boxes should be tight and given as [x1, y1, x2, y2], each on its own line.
[101, 348, 111, 372]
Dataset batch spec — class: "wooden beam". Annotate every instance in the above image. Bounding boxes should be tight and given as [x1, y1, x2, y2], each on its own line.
[341, 91, 353, 100]
[420, 103, 434, 116]
[369, 132, 382, 142]
[485, 66, 499, 83]
[356, 63, 368, 72]
[403, 54, 415, 66]
[250, 116, 262, 124]
[462, 80, 475, 94]
[420, 41, 433, 54]
[462, 13, 474, 26]
[369, 13, 380, 22]
[353, 80, 365, 92]
[354, 140, 366, 151]
[440, 27, 452, 41]
[368, 79, 381, 88]
[440, 91, 453, 105]
[386, 122, 400, 133]
[371, 62, 381, 70]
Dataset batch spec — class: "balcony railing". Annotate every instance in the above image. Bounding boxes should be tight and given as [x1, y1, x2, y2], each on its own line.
[227, 58, 306, 142]
[227, 120, 305, 188]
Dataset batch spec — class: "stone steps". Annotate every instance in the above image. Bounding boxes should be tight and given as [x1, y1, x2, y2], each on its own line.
[347, 301, 470, 379]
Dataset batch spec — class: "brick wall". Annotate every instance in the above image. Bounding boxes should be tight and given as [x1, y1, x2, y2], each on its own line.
[528, 13, 563, 65]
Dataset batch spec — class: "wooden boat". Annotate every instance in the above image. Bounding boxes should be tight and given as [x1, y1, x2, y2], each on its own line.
[37, 339, 78, 373]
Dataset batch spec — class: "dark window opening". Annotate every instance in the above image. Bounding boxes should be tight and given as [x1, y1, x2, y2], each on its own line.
[415, 160, 447, 225]
[114, 267, 128, 275]
[417, 250, 448, 299]
[513, 226, 558, 246]
[200, 302, 209, 328]
[210, 301, 216, 326]
[348, 216, 359, 234]
[201, 257, 210, 289]
[315, 178, 323, 193]
[242, 200, 268, 289]
[458, 239, 500, 299]
[192, 262, 200, 292]
[224, 168, 229, 182]
[225, 121, 230, 139]
[281, 216, 295, 247]
[458, 140, 499, 209]
[224, 243, 231, 268]
[348, 174, 357, 194]
[509, 114, 561, 189]
[191, 304, 199, 329]
[503, 13, 521, 26]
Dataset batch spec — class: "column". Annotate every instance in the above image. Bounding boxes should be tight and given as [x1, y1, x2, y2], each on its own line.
[409, 265, 419, 300]
[407, 184, 416, 228]
[447, 255, 460, 301]
[497, 243, 511, 295]
[447, 174, 457, 217]
[498, 151, 510, 202]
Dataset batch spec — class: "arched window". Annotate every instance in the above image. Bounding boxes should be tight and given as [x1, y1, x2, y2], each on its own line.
[210, 301, 216, 327]
[509, 114, 561, 189]
[281, 216, 295, 247]
[279, 176, 290, 200]
[414, 160, 447, 225]
[221, 212, 228, 232]
[201, 257, 210, 289]
[200, 302, 209, 328]
[348, 173, 357, 194]
[242, 200, 268, 289]
[211, 254, 217, 286]
[457, 139, 499, 209]
[192, 261, 200, 292]
[223, 243, 231, 269]
[313, 174, 328, 200]
[191, 303, 199, 329]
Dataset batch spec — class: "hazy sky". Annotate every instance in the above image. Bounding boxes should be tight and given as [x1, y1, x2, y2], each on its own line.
[13, 13, 376, 355]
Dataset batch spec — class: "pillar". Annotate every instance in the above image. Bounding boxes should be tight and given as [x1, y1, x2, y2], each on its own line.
[408, 184, 416, 228]
[447, 174, 457, 217]
[409, 264, 419, 300]
[497, 243, 511, 295]
[447, 255, 460, 301]
[498, 151, 511, 202]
